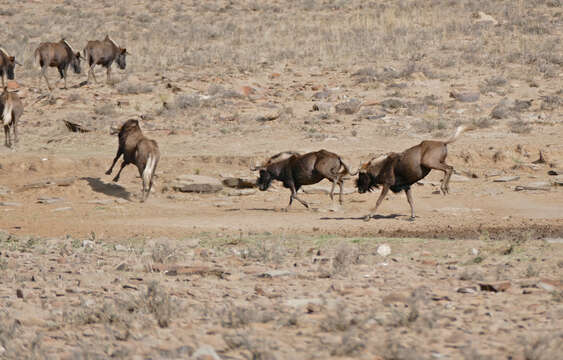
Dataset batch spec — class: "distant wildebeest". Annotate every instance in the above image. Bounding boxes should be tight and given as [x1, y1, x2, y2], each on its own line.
[0, 47, 20, 88]
[105, 119, 160, 202]
[34, 39, 82, 90]
[356, 125, 471, 220]
[252, 150, 357, 210]
[1, 86, 24, 148]
[83, 35, 128, 84]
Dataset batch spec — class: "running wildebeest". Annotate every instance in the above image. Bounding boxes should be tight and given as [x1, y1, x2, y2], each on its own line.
[0, 47, 20, 88]
[356, 125, 471, 220]
[1, 86, 24, 148]
[83, 35, 128, 84]
[253, 150, 357, 210]
[106, 119, 160, 202]
[34, 39, 82, 90]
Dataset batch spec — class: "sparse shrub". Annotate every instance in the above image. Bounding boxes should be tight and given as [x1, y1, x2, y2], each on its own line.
[94, 103, 115, 116]
[509, 119, 532, 134]
[175, 94, 200, 109]
[117, 81, 153, 95]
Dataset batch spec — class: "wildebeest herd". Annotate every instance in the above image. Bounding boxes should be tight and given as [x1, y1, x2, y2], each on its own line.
[1, 36, 472, 219]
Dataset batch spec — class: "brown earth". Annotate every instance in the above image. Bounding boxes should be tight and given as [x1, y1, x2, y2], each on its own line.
[1, 0, 562, 359]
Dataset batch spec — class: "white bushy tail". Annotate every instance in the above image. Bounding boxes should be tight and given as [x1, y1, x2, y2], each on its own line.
[2, 100, 12, 126]
[142, 153, 157, 194]
[445, 125, 470, 144]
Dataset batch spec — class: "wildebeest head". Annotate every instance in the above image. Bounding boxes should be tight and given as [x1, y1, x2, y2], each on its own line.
[120, 119, 141, 135]
[256, 168, 273, 191]
[355, 155, 390, 193]
[70, 51, 82, 74]
[0, 48, 19, 80]
[116, 48, 127, 70]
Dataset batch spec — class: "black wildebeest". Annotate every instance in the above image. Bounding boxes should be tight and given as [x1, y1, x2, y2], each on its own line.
[105, 119, 160, 202]
[252, 150, 357, 210]
[355, 125, 471, 220]
[34, 39, 81, 90]
[0, 47, 20, 88]
[83, 35, 128, 84]
[1, 86, 24, 148]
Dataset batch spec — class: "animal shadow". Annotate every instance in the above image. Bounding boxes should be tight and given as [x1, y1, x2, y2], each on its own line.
[81, 177, 131, 201]
[320, 213, 403, 221]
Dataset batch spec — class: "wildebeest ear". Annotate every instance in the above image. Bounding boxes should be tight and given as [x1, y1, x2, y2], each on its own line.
[76, 52, 81, 58]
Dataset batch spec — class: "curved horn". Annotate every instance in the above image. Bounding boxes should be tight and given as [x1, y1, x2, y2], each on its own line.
[250, 163, 264, 171]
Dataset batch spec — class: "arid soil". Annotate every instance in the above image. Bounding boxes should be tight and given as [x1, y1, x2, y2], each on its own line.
[1, 0, 562, 359]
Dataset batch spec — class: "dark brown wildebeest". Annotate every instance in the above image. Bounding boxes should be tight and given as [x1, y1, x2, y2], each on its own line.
[1, 86, 24, 148]
[355, 125, 471, 220]
[105, 119, 160, 202]
[253, 150, 357, 210]
[83, 35, 128, 84]
[0, 47, 20, 88]
[34, 39, 82, 90]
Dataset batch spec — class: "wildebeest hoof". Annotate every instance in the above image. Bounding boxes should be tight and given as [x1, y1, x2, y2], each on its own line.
[105, 170, 112, 175]
[112, 177, 119, 182]
[407, 216, 415, 222]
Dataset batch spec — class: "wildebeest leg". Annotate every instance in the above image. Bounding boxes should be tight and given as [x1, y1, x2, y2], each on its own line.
[13, 118, 17, 144]
[106, 66, 112, 83]
[4, 125, 10, 148]
[112, 161, 127, 182]
[105, 148, 123, 175]
[422, 160, 453, 195]
[365, 185, 390, 221]
[88, 64, 98, 84]
[405, 188, 415, 220]
[58, 67, 68, 89]
[287, 183, 309, 211]
[40, 66, 52, 91]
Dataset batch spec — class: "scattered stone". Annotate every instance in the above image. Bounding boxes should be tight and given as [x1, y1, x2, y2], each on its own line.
[116, 263, 129, 271]
[449, 91, 480, 103]
[377, 244, 391, 257]
[312, 102, 332, 112]
[115, 244, 129, 252]
[335, 98, 361, 115]
[552, 176, 563, 186]
[37, 197, 64, 204]
[87, 199, 115, 205]
[490, 99, 511, 119]
[221, 177, 256, 189]
[479, 281, 511, 292]
[151, 264, 228, 278]
[471, 248, 479, 256]
[123, 284, 138, 290]
[16, 289, 23, 299]
[258, 270, 294, 278]
[312, 90, 331, 100]
[173, 175, 223, 193]
[227, 189, 256, 196]
[380, 98, 406, 109]
[547, 169, 563, 176]
[485, 170, 502, 178]
[285, 298, 324, 308]
[19, 177, 76, 191]
[52, 207, 72, 212]
[457, 287, 477, 294]
[63, 120, 91, 133]
[0, 202, 22, 207]
[514, 182, 551, 191]
[82, 240, 95, 248]
[545, 238, 563, 244]
[193, 345, 222, 360]
[493, 176, 520, 182]
[256, 109, 282, 122]
[473, 11, 498, 26]
[537, 279, 561, 292]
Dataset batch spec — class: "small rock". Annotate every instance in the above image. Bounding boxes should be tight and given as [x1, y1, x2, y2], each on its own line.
[173, 175, 223, 193]
[479, 281, 511, 292]
[193, 346, 222, 360]
[473, 11, 498, 26]
[313, 90, 331, 100]
[116, 263, 129, 271]
[312, 102, 332, 112]
[82, 240, 95, 249]
[52, 207, 72, 212]
[547, 169, 563, 176]
[115, 244, 128, 251]
[449, 91, 480, 103]
[471, 248, 479, 256]
[545, 238, 563, 244]
[377, 244, 391, 257]
[493, 176, 520, 182]
[16, 289, 23, 298]
[457, 287, 477, 294]
[552, 176, 563, 186]
[37, 197, 64, 204]
[258, 270, 294, 278]
[335, 98, 361, 115]
[537, 279, 561, 292]
[490, 99, 512, 119]
[514, 182, 551, 191]
[0, 202, 22, 207]
[380, 98, 406, 109]
[227, 189, 256, 196]
[221, 177, 256, 189]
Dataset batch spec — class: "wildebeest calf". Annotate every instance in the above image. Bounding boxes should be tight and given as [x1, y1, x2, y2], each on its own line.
[34, 39, 81, 90]
[106, 119, 160, 202]
[254, 149, 357, 210]
[356, 125, 471, 220]
[1, 87, 23, 148]
[0, 47, 20, 88]
[83, 35, 128, 84]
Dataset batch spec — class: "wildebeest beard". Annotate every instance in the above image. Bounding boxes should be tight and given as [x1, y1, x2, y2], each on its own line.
[355, 172, 378, 193]
[257, 170, 273, 191]
[116, 52, 127, 70]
